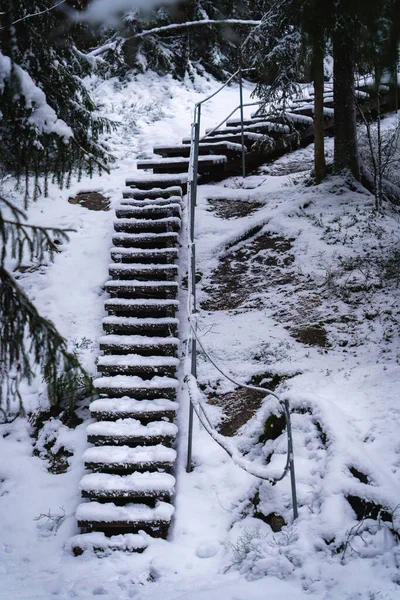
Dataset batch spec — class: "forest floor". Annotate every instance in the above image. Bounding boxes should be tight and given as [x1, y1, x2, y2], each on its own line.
[0, 72, 400, 600]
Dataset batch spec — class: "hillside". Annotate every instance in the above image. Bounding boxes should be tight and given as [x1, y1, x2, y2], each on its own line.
[0, 71, 400, 600]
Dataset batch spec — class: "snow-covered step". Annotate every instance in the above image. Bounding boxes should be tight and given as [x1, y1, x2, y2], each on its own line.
[122, 186, 182, 199]
[76, 501, 174, 535]
[83, 443, 177, 472]
[125, 174, 188, 192]
[90, 397, 178, 422]
[136, 155, 227, 174]
[105, 279, 178, 299]
[94, 374, 179, 399]
[110, 247, 179, 264]
[153, 141, 243, 159]
[104, 298, 179, 318]
[99, 334, 179, 357]
[120, 196, 183, 208]
[205, 122, 291, 138]
[87, 418, 178, 447]
[108, 263, 179, 281]
[102, 316, 179, 336]
[112, 231, 179, 249]
[182, 131, 263, 146]
[116, 204, 182, 220]
[80, 471, 175, 502]
[97, 354, 179, 377]
[69, 532, 149, 556]
[114, 216, 181, 234]
[226, 116, 280, 128]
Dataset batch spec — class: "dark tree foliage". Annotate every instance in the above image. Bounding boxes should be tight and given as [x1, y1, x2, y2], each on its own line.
[99, 0, 270, 80]
[248, 0, 400, 181]
[0, 0, 113, 187]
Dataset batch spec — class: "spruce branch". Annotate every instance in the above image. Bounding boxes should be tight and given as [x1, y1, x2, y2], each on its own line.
[0, 266, 93, 412]
[0, 196, 74, 267]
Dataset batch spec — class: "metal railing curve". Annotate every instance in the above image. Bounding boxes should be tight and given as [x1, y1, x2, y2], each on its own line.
[185, 69, 298, 521]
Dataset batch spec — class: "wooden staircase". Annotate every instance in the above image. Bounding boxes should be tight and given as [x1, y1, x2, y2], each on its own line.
[69, 82, 391, 556]
[70, 183, 182, 556]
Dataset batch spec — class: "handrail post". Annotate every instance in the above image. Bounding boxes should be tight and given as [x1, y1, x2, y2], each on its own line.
[239, 69, 246, 178]
[186, 104, 201, 473]
[284, 399, 298, 520]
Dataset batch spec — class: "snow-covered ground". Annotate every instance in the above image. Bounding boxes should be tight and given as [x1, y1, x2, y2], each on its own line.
[1, 71, 400, 600]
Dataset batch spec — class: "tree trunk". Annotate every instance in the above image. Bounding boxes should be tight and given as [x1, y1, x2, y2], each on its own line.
[313, 33, 326, 183]
[332, 29, 360, 180]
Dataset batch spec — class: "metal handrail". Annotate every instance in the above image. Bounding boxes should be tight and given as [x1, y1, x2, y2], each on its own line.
[185, 70, 298, 521]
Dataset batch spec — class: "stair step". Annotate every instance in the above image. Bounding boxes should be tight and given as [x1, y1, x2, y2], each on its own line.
[226, 116, 276, 128]
[136, 155, 227, 174]
[104, 298, 179, 318]
[105, 280, 178, 299]
[83, 444, 177, 472]
[87, 418, 178, 446]
[125, 174, 188, 192]
[102, 316, 178, 336]
[99, 334, 179, 357]
[94, 374, 179, 399]
[108, 263, 179, 281]
[182, 132, 263, 146]
[68, 532, 149, 556]
[114, 217, 181, 234]
[110, 247, 178, 264]
[205, 122, 290, 137]
[76, 501, 174, 535]
[112, 232, 179, 249]
[153, 141, 243, 159]
[120, 197, 183, 208]
[80, 471, 175, 502]
[97, 354, 179, 377]
[116, 204, 182, 219]
[122, 186, 182, 199]
[90, 397, 178, 422]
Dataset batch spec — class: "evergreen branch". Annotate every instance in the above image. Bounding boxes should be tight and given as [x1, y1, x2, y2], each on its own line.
[0, 196, 74, 267]
[0, 1, 68, 31]
[70, 137, 111, 174]
[0, 266, 92, 412]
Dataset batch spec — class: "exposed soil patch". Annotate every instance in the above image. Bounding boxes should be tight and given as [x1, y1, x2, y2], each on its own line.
[68, 191, 110, 211]
[201, 232, 295, 311]
[290, 325, 328, 348]
[208, 372, 295, 437]
[208, 387, 265, 436]
[207, 198, 263, 219]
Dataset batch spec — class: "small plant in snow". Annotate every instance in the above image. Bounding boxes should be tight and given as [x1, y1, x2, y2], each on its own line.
[227, 525, 298, 580]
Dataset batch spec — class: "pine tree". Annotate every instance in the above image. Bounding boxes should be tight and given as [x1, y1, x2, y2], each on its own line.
[247, 0, 400, 182]
[0, 1, 104, 417]
[92, 0, 269, 80]
[0, 0, 113, 189]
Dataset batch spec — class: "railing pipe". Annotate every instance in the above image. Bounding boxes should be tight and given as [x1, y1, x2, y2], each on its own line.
[200, 100, 263, 141]
[239, 69, 246, 178]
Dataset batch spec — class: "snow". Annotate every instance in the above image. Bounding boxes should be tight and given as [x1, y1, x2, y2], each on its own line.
[76, 500, 175, 523]
[86, 418, 178, 438]
[0, 51, 73, 139]
[1, 67, 400, 599]
[94, 374, 179, 390]
[98, 334, 179, 347]
[80, 472, 175, 494]
[83, 444, 177, 465]
[97, 354, 179, 367]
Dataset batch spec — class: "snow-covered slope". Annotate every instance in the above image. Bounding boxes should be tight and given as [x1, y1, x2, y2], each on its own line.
[0, 71, 399, 599]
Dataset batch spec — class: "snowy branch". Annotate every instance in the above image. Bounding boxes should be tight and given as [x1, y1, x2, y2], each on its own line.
[0, 1, 67, 31]
[129, 19, 262, 40]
